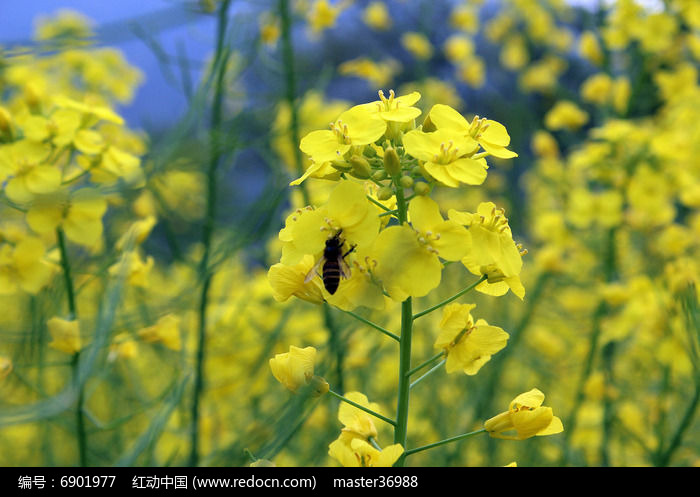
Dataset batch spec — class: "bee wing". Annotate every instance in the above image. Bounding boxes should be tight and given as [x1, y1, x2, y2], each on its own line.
[338, 256, 351, 279]
[304, 257, 324, 284]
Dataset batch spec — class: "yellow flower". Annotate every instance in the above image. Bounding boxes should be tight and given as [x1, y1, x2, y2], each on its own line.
[269, 345, 317, 393]
[108, 333, 138, 362]
[401, 32, 433, 60]
[138, 314, 182, 350]
[357, 89, 422, 125]
[268, 254, 325, 304]
[0, 140, 57, 204]
[403, 127, 485, 187]
[579, 31, 603, 65]
[306, 0, 348, 35]
[48, 317, 82, 355]
[338, 392, 382, 439]
[372, 196, 471, 301]
[544, 100, 589, 131]
[108, 251, 154, 288]
[329, 432, 404, 467]
[427, 104, 518, 159]
[362, 1, 392, 31]
[299, 105, 386, 165]
[0, 235, 55, 295]
[484, 388, 564, 440]
[434, 303, 509, 375]
[443, 35, 475, 63]
[338, 58, 400, 88]
[26, 188, 108, 248]
[449, 202, 525, 299]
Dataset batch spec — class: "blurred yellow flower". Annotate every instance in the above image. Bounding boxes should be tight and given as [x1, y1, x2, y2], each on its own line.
[48, 317, 82, 355]
[362, 1, 392, 31]
[329, 432, 403, 467]
[138, 314, 182, 351]
[401, 32, 433, 60]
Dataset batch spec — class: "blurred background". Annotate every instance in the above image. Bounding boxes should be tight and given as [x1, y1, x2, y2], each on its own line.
[0, 0, 698, 467]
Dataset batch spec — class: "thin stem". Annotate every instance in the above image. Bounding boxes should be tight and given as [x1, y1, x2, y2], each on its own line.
[393, 181, 412, 467]
[409, 359, 445, 390]
[368, 437, 382, 451]
[338, 308, 399, 342]
[279, 0, 310, 206]
[378, 209, 399, 218]
[189, 0, 231, 468]
[328, 390, 396, 427]
[57, 227, 86, 466]
[405, 428, 486, 456]
[366, 194, 392, 212]
[406, 351, 445, 378]
[413, 275, 487, 320]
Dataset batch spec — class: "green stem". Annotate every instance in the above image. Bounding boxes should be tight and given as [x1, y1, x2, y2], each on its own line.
[338, 308, 399, 342]
[328, 390, 396, 427]
[366, 195, 392, 212]
[405, 428, 486, 456]
[279, 0, 310, 206]
[57, 227, 86, 466]
[413, 275, 487, 320]
[655, 380, 700, 466]
[56, 228, 77, 319]
[409, 359, 445, 390]
[189, 0, 231, 468]
[323, 303, 344, 394]
[406, 351, 445, 378]
[393, 181, 412, 466]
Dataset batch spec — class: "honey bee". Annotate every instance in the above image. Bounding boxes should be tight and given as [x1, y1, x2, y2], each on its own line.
[305, 230, 356, 295]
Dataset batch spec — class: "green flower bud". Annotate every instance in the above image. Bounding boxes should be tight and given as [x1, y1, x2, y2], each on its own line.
[363, 146, 377, 158]
[349, 155, 372, 179]
[331, 159, 352, 172]
[411, 165, 422, 176]
[372, 170, 388, 181]
[383, 146, 401, 177]
[377, 186, 394, 201]
[399, 175, 414, 188]
[413, 182, 430, 196]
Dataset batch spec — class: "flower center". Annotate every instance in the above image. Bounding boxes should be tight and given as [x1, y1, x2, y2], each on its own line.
[433, 141, 461, 164]
[329, 120, 352, 144]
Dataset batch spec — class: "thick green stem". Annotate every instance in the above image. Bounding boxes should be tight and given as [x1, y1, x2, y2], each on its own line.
[405, 428, 486, 456]
[189, 0, 231, 467]
[323, 303, 344, 394]
[393, 182, 412, 466]
[328, 390, 396, 427]
[413, 275, 487, 320]
[57, 227, 87, 466]
[279, 0, 310, 206]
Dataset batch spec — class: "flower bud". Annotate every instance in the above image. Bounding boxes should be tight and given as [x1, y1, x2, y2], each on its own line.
[331, 159, 352, 172]
[349, 155, 372, 179]
[372, 170, 387, 181]
[377, 186, 394, 201]
[363, 146, 377, 158]
[383, 146, 401, 177]
[399, 175, 414, 188]
[413, 182, 430, 196]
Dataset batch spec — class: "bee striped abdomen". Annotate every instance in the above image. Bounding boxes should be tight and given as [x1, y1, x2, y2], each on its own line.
[323, 260, 342, 295]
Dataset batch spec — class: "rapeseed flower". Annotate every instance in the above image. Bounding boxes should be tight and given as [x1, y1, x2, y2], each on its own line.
[269, 345, 317, 393]
[484, 388, 563, 440]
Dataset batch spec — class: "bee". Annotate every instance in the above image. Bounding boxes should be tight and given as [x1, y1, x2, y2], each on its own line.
[305, 230, 356, 295]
